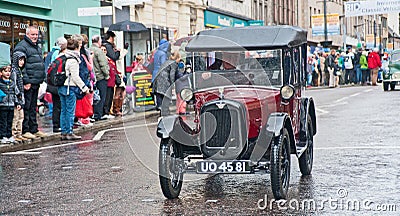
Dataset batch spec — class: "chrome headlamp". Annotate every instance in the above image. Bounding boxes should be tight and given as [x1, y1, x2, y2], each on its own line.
[280, 85, 295, 101]
[180, 88, 193, 101]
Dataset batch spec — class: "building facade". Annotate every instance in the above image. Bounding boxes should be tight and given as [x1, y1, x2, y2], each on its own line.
[250, 0, 300, 26]
[0, 0, 102, 52]
[300, 0, 390, 51]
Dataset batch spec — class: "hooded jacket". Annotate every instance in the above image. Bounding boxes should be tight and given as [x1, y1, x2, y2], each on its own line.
[368, 51, 382, 69]
[103, 40, 120, 62]
[11, 51, 26, 105]
[0, 78, 20, 109]
[61, 50, 89, 93]
[152, 39, 170, 81]
[153, 60, 178, 99]
[13, 35, 45, 85]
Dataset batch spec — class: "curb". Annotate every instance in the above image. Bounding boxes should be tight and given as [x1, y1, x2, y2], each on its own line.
[0, 110, 160, 153]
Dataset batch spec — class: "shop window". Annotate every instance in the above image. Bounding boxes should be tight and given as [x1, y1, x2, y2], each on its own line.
[0, 13, 49, 52]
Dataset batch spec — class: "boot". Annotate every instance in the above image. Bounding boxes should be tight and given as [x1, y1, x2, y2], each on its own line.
[113, 98, 123, 116]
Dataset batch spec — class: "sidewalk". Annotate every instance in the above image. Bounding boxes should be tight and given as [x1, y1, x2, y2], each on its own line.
[0, 109, 160, 153]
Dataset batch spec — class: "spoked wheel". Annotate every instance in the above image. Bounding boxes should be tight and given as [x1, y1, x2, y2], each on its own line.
[270, 128, 291, 200]
[159, 138, 184, 199]
[299, 114, 314, 175]
[122, 97, 132, 115]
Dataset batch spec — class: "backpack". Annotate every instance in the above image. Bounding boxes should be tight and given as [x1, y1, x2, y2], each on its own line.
[47, 55, 74, 86]
[344, 55, 353, 69]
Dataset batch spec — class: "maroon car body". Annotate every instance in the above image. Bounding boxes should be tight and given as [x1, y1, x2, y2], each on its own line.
[157, 25, 317, 200]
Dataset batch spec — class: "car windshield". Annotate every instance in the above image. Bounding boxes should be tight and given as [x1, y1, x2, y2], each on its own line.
[187, 50, 283, 90]
[391, 52, 400, 62]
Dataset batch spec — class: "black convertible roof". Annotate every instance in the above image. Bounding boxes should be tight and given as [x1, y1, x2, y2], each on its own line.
[185, 25, 307, 52]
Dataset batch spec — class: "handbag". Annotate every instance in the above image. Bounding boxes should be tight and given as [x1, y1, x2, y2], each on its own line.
[75, 93, 94, 118]
[93, 89, 101, 105]
[115, 74, 122, 86]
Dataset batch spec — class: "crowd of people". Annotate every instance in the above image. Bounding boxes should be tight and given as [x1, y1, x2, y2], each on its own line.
[306, 47, 382, 88]
[0, 25, 387, 145]
[0, 26, 130, 144]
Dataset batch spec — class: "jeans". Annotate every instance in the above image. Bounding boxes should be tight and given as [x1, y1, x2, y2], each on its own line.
[345, 69, 354, 84]
[58, 86, 77, 135]
[355, 65, 362, 84]
[361, 69, 369, 84]
[51, 92, 61, 129]
[23, 84, 39, 134]
[0, 108, 14, 138]
[93, 79, 108, 119]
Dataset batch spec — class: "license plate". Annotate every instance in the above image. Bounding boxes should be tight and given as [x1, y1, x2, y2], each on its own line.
[196, 160, 251, 174]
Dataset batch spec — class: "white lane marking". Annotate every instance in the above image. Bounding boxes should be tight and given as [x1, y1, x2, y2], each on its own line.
[349, 92, 361, 97]
[335, 96, 349, 103]
[93, 122, 157, 141]
[2, 122, 158, 155]
[315, 107, 329, 115]
[2, 151, 42, 155]
[315, 146, 400, 150]
[363, 89, 373, 93]
[319, 101, 348, 108]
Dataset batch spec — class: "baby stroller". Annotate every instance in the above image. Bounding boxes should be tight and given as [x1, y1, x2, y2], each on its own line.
[37, 83, 51, 116]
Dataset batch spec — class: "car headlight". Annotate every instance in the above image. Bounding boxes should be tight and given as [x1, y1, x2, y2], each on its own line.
[280, 85, 295, 101]
[180, 88, 193, 101]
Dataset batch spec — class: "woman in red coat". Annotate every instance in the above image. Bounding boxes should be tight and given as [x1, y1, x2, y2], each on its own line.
[368, 48, 382, 86]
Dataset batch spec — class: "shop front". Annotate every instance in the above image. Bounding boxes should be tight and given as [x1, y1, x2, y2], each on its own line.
[0, 13, 49, 52]
[204, 10, 249, 28]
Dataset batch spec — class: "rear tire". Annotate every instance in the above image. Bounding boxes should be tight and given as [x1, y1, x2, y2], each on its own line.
[299, 115, 314, 175]
[159, 138, 184, 199]
[270, 128, 291, 200]
[390, 82, 396, 91]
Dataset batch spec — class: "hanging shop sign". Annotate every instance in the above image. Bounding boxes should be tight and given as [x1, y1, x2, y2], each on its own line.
[311, 13, 340, 36]
[345, 0, 400, 17]
[204, 10, 248, 28]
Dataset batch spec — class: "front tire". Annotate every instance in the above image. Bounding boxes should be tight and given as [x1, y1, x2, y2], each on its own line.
[299, 115, 314, 175]
[270, 128, 291, 200]
[159, 138, 184, 199]
[383, 82, 389, 91]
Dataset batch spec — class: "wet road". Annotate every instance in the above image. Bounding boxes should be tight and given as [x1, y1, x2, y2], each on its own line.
[1, 85, 400, 215]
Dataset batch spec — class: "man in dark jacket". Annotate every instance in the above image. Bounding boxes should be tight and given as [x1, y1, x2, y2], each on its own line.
[103, 31, 120, 63]
[13, 25, 47, 139]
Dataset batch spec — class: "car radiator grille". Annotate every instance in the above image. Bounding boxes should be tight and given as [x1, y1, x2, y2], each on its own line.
[204, 109, 232, 148]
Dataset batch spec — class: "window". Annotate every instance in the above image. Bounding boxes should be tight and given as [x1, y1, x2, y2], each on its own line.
[0, 14, 49, 52]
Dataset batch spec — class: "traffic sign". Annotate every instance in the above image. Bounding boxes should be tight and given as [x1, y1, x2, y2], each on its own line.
[78, 6, 112, 16]
[114, 0, 151, 10]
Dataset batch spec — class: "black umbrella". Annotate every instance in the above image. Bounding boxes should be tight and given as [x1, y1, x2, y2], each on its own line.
[108, 20, 148, 32]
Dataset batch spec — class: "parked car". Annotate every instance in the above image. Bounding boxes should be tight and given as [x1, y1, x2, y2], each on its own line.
[382, 49, 400, 91]
[156, 25, 317, 200]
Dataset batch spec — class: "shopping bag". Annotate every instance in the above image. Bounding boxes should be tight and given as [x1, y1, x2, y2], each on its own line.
[75, 93, 94, 118]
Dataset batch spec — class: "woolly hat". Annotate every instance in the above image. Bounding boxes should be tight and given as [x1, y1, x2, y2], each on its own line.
[0, 42, 11, 69]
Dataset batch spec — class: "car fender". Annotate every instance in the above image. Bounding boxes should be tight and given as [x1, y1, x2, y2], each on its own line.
[157, 115, 196, 147]
[301, 97, 317, 137]
[265, 113, 296, 154]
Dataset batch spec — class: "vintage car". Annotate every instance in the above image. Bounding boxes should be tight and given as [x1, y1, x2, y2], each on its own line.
[157, 26, 317, 200]
[383, 49, 400, 91]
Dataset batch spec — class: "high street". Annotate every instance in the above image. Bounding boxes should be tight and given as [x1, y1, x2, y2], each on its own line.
[1, 85, 399, 215]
